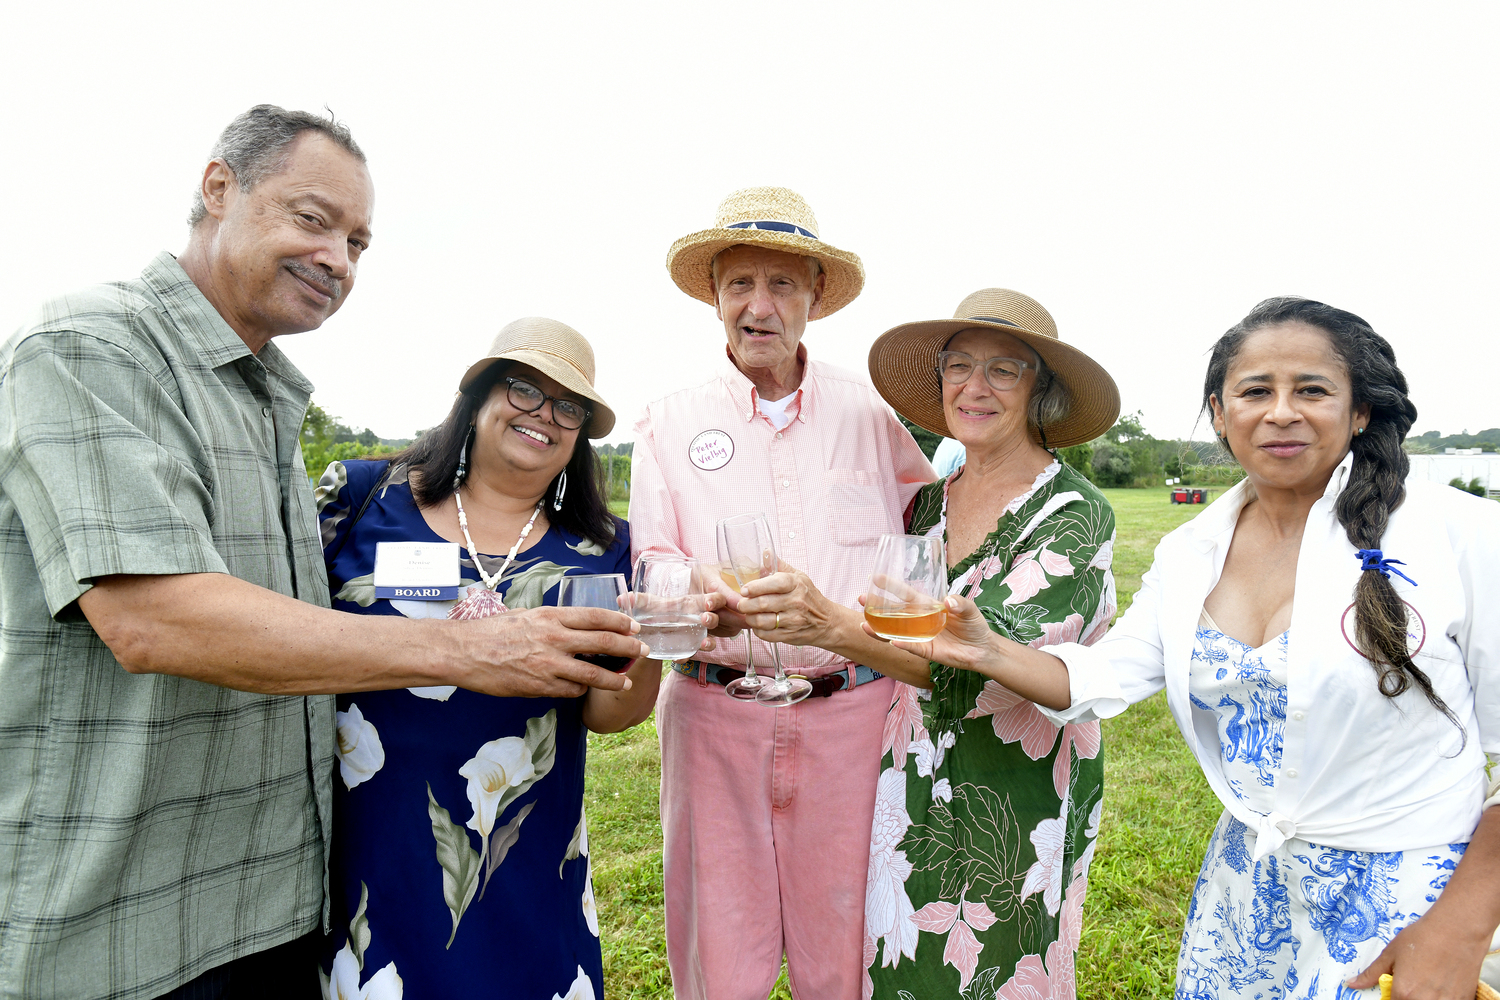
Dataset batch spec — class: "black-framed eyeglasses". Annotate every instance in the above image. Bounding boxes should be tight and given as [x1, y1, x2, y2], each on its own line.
[504, 377, 591, 430]
[936, 351, 1034, 391]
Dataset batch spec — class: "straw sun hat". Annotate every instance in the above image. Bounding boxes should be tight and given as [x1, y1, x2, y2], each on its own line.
[867, 288, 1120, 450]
[459, 317, 615, 438]
[666, 186, 865, 318]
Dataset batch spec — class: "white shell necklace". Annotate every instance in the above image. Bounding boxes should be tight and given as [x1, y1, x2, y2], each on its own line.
[447, 487, 543, 620]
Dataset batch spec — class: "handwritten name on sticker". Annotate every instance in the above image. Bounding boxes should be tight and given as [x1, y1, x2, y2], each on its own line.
[1341, 600, 1426, 657]
[689, 429, 734, 471]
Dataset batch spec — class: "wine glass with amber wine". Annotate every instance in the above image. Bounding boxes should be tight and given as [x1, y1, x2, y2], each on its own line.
[864, 534, 949, 641]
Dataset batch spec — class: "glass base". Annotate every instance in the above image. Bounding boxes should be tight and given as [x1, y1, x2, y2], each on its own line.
[724, 675, 765, 701]
[755, 676, 812, 707]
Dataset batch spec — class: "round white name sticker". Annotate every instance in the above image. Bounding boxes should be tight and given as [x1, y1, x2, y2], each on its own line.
[1340, 600, 1426, 657]
[689, 429, 734, 471]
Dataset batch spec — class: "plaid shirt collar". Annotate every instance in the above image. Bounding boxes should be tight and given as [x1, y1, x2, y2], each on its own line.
[140, 252, 315, 395]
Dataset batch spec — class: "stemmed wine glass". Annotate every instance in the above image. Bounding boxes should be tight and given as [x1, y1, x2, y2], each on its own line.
[717, 512, 811, 707]
[715, 514, 767, 700]
[557, 574, 633, 673]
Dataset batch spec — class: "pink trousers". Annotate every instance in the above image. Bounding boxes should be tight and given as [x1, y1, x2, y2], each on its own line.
[657, 669, 893, 1000]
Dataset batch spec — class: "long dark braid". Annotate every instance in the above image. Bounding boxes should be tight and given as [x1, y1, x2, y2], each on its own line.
[1201, 297, 1461, 737]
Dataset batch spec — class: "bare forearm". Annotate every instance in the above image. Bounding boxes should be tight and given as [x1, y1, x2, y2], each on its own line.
[80, 572, 644, 698]
[1426, 805, 1500, 943]
[821, 605, 932, 688]
[971, 636, 1072, 710]
[582, 658, 663, 733]
[82, 573, 453, 693]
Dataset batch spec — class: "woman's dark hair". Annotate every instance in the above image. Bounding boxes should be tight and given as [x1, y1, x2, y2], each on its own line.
[1201, 297, 1461, 738]
[391, 361, 618, 550]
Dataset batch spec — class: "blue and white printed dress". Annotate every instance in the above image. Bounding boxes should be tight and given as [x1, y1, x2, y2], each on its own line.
[1176, 610, 1467, 1000]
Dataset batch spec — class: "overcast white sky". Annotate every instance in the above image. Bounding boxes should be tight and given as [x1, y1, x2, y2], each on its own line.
[3, 3, 1496, 446]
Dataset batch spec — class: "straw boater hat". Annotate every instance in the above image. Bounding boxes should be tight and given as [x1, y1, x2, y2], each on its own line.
[459, 317, 615, 438]
[666, 186, 865, 318]
[867, 288, 1120, 450]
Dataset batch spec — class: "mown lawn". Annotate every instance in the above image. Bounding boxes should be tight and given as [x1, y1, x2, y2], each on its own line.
[589, 488, 1218, 998]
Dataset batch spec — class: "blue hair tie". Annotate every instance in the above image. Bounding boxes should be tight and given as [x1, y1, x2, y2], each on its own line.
[1356, 548, 1417, 587]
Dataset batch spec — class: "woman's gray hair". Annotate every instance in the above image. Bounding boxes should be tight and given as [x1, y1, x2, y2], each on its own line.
[1026, 352, 1073, 444]
[188, 105, 365, 226]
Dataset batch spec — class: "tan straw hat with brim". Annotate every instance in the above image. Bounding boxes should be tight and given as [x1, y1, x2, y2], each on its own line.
[666, 186, 865, 318]
[867, 288, 1120, 450]
[459, 317, 616, 439]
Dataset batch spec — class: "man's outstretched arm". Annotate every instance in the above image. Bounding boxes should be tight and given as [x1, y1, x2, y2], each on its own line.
[80, 572, 649, 699]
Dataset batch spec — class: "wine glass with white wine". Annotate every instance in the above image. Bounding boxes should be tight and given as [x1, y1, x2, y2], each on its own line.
[718, 512, 811, 707]
[715, 513, 770, 700]
[630, 557, 709, 661]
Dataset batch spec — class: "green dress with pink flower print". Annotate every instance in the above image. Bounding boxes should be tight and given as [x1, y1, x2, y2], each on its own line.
[864, 461, 1115, 1000]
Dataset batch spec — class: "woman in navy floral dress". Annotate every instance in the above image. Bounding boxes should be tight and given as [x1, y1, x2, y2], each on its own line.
[313, 320, 669, 1000]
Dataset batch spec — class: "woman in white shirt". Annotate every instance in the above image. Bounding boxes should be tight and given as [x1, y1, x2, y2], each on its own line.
[871, 297, 1500, 999]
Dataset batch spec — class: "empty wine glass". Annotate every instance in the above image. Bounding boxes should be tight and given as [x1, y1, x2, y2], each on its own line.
[631, 556, 709, 660]
[718, 513, 810, 707]
[864, 534, 949, 641]
[558, 574, 633, 673]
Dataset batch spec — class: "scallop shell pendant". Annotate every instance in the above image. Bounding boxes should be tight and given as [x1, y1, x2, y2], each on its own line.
[448, 584, 507, 620]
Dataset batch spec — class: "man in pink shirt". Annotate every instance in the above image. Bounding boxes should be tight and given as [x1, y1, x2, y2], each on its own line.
[630, 186, 933, 1000]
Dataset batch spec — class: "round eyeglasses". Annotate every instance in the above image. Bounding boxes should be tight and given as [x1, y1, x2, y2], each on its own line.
[504, 377, 591, 430]
[936, 351, 1034, 391]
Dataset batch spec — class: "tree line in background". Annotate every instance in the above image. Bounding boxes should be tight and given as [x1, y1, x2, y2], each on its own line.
[899, 413, 1246, 489]
[1404, 428, 1500, 453]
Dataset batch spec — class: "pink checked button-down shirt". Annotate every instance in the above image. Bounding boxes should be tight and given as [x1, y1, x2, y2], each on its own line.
[629, 346, 934, 677]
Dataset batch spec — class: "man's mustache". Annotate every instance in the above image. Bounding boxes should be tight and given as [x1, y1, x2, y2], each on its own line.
[284, 260, 342, 300]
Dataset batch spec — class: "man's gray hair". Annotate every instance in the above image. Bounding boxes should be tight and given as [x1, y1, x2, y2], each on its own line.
[187, 105, 365, 226]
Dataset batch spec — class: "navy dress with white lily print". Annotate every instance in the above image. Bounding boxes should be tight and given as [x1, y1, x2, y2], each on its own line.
[1177, 610, 1467, 1000]
[314, 459, 623, 1000]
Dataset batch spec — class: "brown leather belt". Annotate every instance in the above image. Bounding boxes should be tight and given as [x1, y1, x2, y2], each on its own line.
[669, 660, 884, 698]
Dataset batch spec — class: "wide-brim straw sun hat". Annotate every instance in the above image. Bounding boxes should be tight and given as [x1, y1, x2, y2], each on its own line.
[666, 186, 865, 318]
[868, 288, 1120, 450]
[458, 317, 615, 438]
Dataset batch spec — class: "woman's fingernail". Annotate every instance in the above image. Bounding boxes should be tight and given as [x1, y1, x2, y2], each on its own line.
[622, 677, 633, 690]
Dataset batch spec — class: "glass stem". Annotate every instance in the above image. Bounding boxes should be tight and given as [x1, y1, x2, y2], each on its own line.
[743, 636, 757, 679]
[766, 640, 788, 683]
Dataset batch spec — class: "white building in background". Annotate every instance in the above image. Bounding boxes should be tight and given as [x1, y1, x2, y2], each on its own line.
[1406, 449, 1500, 496]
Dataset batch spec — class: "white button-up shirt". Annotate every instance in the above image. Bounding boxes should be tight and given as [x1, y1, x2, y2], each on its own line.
[1045, 453, 1500, 858]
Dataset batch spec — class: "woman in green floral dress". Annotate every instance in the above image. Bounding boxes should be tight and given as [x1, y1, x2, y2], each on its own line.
[736, 288, 1121, 998]
[860, 289, 1120, 999]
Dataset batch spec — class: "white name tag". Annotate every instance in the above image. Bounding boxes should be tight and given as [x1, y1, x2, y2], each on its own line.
[373, 542, 461, 600]
[689, 429, 734, 470]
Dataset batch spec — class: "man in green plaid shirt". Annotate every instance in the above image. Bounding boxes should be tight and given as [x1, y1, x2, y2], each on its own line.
[0, 106, 647, 1000]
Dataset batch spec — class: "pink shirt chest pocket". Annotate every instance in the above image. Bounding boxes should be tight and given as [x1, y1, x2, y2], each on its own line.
[824, 468, 893, 547]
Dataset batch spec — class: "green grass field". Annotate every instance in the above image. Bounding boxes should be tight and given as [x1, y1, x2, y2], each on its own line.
[590, 488, 1216, 998]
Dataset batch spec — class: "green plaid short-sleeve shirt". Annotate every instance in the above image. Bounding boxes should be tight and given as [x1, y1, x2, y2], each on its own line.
[0, 253, 335, 1000]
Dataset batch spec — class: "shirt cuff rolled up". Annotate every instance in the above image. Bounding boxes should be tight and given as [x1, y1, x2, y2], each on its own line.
[1034, 641, 1130, 726]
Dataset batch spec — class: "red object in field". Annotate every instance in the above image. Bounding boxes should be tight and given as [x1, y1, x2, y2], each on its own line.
[1171, 489, 1189, 504]
[1169, 489, 1210, 505]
